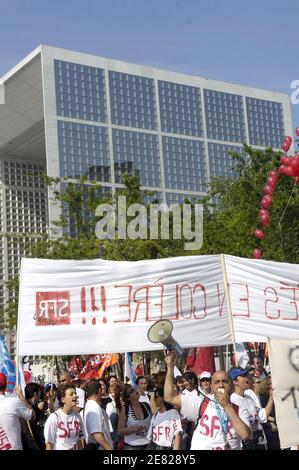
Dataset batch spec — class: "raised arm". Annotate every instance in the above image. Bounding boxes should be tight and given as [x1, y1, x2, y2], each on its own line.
[215, 389, 250, 441]
[164, 352, 182, 410]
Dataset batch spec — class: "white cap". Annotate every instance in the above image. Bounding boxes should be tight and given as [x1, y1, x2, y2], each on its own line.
[200, 371, 212, 380]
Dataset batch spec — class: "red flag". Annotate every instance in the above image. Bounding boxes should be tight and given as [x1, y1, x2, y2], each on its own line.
[68, 357, 83, 376]
[97, 354, 118, 378]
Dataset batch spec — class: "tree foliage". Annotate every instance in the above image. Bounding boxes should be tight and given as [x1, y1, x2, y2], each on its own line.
[1, 144, 299, 328]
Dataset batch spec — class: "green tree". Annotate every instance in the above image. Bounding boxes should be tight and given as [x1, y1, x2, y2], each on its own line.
[199, 144, 299, 262]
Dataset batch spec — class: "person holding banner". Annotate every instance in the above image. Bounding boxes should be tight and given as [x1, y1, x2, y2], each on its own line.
[164, 352, 251, 450]
[0, 374, 35, 450]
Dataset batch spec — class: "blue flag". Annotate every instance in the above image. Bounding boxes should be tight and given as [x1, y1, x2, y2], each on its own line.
[0, 335, 17, 394]
[124, 352, 136, 386]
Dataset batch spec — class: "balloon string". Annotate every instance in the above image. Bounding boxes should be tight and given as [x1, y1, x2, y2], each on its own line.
[278, 181, 297, 225]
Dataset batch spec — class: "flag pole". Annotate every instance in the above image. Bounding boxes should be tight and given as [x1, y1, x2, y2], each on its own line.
[220, 254, 237, 366]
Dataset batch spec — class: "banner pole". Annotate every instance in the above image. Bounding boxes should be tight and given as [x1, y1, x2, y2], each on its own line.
[51, 355, 55, 389]
[220, 254, 237, 366]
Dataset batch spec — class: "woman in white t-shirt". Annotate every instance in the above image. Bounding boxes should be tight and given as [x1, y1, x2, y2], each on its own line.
[118, 384, 151, 450]
[147, 388, 182, 450]
[44, 384, 84, 450]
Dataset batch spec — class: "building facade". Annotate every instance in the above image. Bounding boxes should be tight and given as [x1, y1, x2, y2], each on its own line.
[0, 45, 293, 353]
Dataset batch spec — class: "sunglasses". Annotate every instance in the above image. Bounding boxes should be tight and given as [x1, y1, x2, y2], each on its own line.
[200, 378, 211, 383]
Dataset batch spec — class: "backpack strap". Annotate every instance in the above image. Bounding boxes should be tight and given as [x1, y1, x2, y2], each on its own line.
[196, 397, 210, 427]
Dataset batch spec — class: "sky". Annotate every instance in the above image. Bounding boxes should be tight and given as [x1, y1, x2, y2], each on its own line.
[0, 0, 299, 140]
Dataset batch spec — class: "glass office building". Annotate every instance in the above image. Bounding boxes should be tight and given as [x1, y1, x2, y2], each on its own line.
[0, 45, 293, 350]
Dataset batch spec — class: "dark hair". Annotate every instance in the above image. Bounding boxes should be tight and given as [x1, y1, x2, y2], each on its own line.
[85, 379, 101, 398]
[182, 370, 198, 388]
[99, 377, 108, 391]
[174, 376, 183, 384]
[25, 382, 40, 400]
[57, 384, 76, 407]
[136, 376, 147, 386]
[154, 388, 173, 410]
[109, 382, 123, 412]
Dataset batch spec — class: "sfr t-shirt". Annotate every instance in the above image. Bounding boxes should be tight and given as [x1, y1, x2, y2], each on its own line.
[44, 408, 84, 450]
[0, 395, 32, 450]
[181, 393, 250, 450]
[147, 409, 182, 448]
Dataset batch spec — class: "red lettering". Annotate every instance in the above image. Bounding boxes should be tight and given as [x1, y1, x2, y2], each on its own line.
[199, 414, 210, 436]
[80, 287, 86, 313]
[179, 284, 193, 319]
[210, 416, 220, 437]
[280, 283, 299, 321]
[100, 286, 106, 312]
[90, 287, 98, 311]
[264, 287, 280, 319]
[165, 426, 171, 442]
[217, 284, 226, 317]
[35, 291, 70, 326]
[57, 422, 68, 438]
[193, 283, 207, 319]
[231, 283, 250, 317]
[133, 286, 150, 321]
[113, 285, 132, 323]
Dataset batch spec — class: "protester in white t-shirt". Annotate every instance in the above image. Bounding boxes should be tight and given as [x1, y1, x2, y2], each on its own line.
[83, 379, 113, 450]
[136, 376, 150, 405]
[44, 384, 84, 450]
[198, 371, 213, 399]
[164, 352, 251, 450]
[147, 388, 182, 449]
[0, 373, 34, 450]
[228, 367, 268, 450]
[59, 372, 85, 413]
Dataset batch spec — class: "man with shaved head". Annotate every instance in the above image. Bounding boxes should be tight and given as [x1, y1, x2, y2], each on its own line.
[164, 352, 250, 450]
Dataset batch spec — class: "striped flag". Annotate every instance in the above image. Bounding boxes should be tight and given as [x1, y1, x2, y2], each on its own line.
[0, 335, 16, 394]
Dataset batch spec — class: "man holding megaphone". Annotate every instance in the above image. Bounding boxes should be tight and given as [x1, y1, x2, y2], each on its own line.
[164, 351, 251, 450]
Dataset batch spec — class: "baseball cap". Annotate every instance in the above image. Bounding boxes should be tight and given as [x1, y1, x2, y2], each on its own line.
[228, 367, 248, 381]
[0, 372, 7, 387]
[45, 382, 57, 392]
[200, 371, 212, 380]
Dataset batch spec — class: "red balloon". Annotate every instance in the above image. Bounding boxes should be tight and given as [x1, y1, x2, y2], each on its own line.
[252, 248, 262, 259]
[255, 229, 265, 240]
[295, 127, 299, 137]
[282, 165, 296, 177]
[23, 370, 32, 384]
[279, 164, 288, 174]
[261, 195, 272, 209]
[282, 141, 291, 152]
[260, 213, 269, 226]
[263, 184, 274, 195]
[267, 175, 278, 186]
[259, 208, 269, 217]
[284, 136, 292, 144]
[290, 158, 299, 174]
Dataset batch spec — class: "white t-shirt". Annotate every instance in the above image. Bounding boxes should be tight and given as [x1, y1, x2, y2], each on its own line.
[138, 392, 150, 405]
[44, 408, 84, 450]
[83, 399, 113, 449]
[76, 387, 85, 410]
[230, 393, 263, 433]
[0, 395, 32, 450]
[147, 409, 182, 448]
[244, 389, 267, 423]
[181, 393, 250, 450]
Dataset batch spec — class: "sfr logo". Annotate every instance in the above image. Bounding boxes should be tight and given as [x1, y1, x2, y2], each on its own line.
[35, 291, 71, 326]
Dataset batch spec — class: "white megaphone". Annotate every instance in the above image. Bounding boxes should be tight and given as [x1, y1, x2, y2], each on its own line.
[147, 319, 185, 358]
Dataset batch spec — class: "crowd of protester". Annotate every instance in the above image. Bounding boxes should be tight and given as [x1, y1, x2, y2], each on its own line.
[0, 354, 295, 450]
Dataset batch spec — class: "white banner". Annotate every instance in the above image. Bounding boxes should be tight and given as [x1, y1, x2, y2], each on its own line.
[269, 339, 299, 449]
[17, 255, 299, 355]
[225, 255, 299, 342]
[17, 255, 230, 355]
